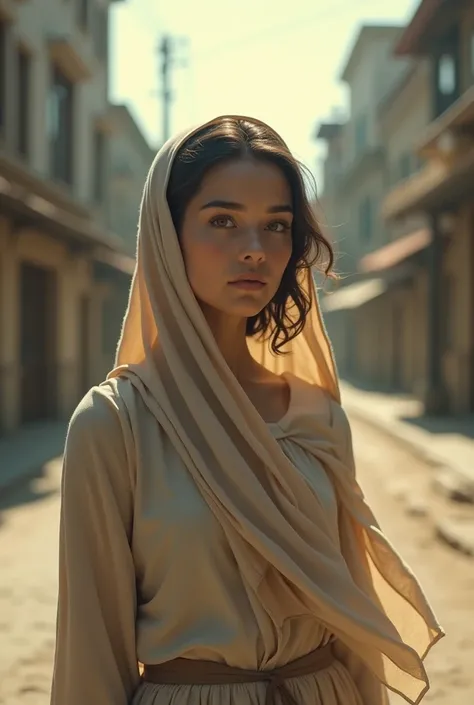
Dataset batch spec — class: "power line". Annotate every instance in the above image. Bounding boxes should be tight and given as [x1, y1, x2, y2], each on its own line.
[192, 0, 405, 61]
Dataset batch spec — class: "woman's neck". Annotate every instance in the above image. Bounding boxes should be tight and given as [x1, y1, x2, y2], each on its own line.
[201, 305, 257, 381]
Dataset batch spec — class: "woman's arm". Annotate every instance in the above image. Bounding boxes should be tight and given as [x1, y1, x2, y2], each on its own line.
[50, 386, 140, 705]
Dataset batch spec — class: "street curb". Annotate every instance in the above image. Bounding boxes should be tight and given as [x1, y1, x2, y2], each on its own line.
[343, 401, 474, 504]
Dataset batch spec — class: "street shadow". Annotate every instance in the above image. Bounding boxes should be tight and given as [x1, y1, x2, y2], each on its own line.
[0, 461, 60, 528]
[0, 421, 66, 527]
[401, 414, 474, 441]
[343, 377, 474, 442]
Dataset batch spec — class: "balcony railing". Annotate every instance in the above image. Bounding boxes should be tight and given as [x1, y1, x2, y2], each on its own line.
[382, 147, 474, 220]
[381, 82, 474, 221]
[417, 86, 474, 159]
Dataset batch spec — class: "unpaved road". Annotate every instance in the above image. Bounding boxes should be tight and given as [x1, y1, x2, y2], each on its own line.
[0, 416, 473, 704]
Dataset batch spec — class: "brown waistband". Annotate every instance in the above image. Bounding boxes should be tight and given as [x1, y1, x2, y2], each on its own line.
[142, 641, 335, 705]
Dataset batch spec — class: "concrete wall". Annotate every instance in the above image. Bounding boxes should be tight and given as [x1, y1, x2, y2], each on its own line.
[336, 31, 411, 269]
[346, 37, 410, 165]
[350, 268, 428, 397]
[380, 62, 431, 189]
[107, 106, 156, 256]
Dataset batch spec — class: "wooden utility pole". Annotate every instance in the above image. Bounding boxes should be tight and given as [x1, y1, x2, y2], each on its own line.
[159, 35, 172, 143]
[157, 34, 189, 144]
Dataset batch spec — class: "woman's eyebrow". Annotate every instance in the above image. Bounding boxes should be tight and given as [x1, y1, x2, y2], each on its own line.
[200, 200, 293, 214]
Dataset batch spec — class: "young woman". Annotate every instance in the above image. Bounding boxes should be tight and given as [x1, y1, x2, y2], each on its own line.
[50, 116, 443, 705]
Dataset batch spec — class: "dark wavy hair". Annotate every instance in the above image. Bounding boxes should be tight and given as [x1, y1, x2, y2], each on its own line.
[166, 116, 334, 355]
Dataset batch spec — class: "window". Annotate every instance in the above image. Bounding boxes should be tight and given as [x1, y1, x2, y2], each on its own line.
[471, 31, 474, 79]
[0, 22, 6, 131]
[442, 275, 455, 351]
[438, 54, 456, 95]
[399, 152, 412, 180]
[48, 67, 74, 184]
[99, 9, 108, 62]
[17, 48, 30, 157]
[433, 27, 460, 118]
[92, 5, 109, 62]
[78, 0, 89, 30]
[354, 114, 367, 153]
[358, 197, 373, 242]
[93, 129, 106, 203]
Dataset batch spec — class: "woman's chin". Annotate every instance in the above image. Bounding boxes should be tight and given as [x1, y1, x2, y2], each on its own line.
[197, 295, 272, 320]
[226, 300, 270, 318]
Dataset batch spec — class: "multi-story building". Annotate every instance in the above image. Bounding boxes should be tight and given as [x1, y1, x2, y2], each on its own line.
[352, 60, 432, 393]
[0, 0, 133, 436]
[316, 25, 411, 376]
[338, 26, 410, 262]
[318, 1, 474, 416]
[315, 119, 347, 265]
[107, 103, 156, 257]
[376, 0, 474, 414]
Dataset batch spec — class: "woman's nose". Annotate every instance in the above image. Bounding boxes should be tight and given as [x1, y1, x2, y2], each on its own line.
[238, 229, 266, 264]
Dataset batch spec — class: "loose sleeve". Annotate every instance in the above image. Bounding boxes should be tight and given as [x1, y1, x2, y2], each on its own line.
[50, 386, 140, 705]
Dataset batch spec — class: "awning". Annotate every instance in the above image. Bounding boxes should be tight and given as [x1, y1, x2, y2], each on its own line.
[93, 248, 135, 276]
[321, 278, 387, 313]
[395, 0, 450, 56]
[359, 228, 430, 273]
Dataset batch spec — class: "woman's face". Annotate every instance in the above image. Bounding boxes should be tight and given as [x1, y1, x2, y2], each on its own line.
[179, 158, 293, 320]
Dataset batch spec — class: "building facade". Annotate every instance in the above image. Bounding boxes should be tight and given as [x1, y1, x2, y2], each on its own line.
[0, 0, 133, 436]
[380, 0, 474, 414]
[352, 60, 432, 395]
[318, 0, 474, 416]
[316, 25, 411, 379]
[107, 103, 156, 257]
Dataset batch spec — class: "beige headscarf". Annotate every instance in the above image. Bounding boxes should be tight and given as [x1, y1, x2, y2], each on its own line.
[108, 116, 443, 704]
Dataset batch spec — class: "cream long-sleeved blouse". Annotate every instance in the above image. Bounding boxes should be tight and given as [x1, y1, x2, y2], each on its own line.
[50, 372, 440, 705]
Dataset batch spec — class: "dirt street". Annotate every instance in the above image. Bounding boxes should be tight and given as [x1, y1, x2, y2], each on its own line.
[0, 416, 473, 704]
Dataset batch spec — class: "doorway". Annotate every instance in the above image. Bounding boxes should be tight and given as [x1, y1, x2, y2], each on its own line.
[391, 303, 403, 391]
[78, 294, 90, 398]
[470, 211, 474, 411]
[20, 262, 57, 424]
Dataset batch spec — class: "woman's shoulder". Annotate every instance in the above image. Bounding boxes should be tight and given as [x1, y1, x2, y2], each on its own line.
[66, 377, 138, 453]
[286, 373, 336, 418]
[286, 374, 352, 442]
[61, 380, 139, 513]
[69, 377, 130, 426]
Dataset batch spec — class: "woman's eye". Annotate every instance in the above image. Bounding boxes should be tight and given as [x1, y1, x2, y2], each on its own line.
[210, 215, 235, 228]
[266, 220, 291, 233]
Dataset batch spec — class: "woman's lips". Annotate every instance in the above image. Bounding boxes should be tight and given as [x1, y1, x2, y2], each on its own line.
[228, 280, 266, 291]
